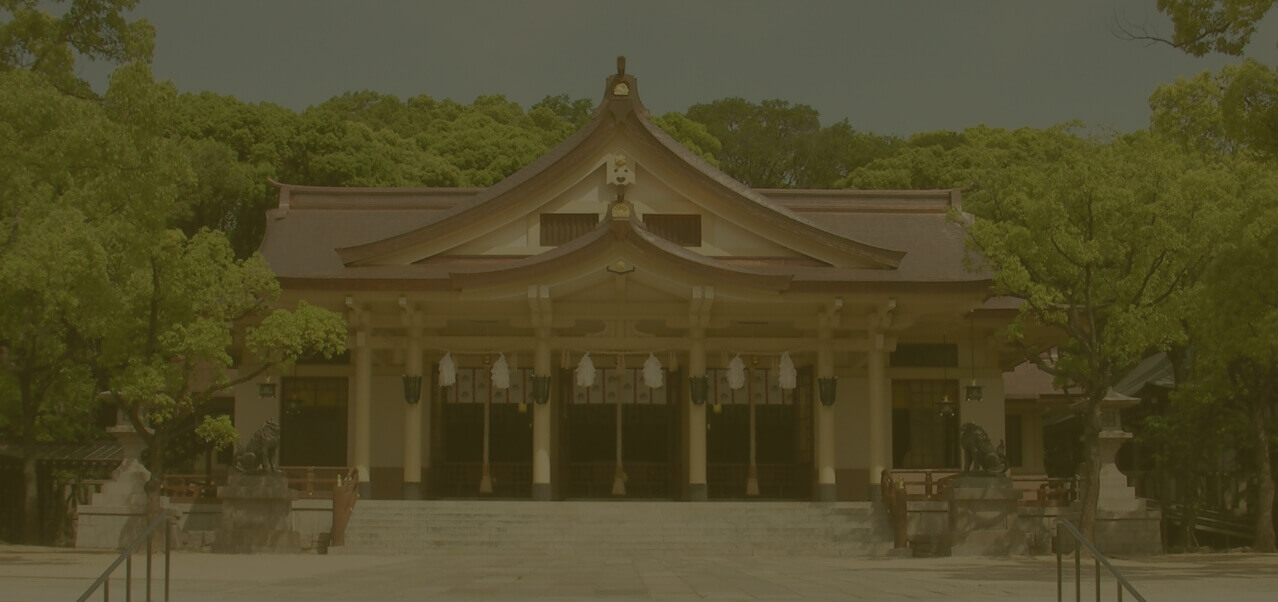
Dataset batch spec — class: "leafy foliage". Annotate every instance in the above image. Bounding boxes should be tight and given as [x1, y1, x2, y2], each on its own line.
[1154, 0, 1274, 56]
[687, 97, 898, 188]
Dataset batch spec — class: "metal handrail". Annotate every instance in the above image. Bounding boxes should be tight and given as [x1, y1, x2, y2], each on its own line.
[1055, 517, 1145, 602]
[78, 513, 174, 602]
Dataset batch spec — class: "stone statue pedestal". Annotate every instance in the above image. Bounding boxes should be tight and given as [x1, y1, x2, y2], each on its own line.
[948, 474, 1025, 556]
[213, 472, 299, 553]
[77, 424, 151, 549]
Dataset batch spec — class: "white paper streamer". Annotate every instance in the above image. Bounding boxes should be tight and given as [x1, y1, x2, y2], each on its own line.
[727, 355, 746, 390]
[491, 353, 511, 389]
[778, 352, 797, 390]
[438, 352, 456, 387]
[642, 353, 664, 389]
[576, 353, 597, 388]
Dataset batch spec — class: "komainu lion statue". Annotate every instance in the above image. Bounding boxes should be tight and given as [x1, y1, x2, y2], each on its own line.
[233, 419, 281, 474]
[960, 422, 1008, 475]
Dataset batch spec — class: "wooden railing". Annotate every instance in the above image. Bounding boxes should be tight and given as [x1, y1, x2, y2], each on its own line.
[883, 469, 1076, 507]
[160, 466, 360, 501]
[329, 466, 359, 547]
[158, 474, 219, 500]
[881, 470, 908, 549]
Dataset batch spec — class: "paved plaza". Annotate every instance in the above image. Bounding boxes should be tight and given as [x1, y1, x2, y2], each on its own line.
[3, 545, 1277, 601]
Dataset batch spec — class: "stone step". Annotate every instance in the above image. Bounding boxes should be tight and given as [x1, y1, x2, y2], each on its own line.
[338, 500, 893, 557]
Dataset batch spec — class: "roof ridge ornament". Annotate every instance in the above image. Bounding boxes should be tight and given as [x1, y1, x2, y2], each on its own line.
[612, 56, 630, 97]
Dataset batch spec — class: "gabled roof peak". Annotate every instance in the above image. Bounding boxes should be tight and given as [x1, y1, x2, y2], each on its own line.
[600, 55, 647, 122]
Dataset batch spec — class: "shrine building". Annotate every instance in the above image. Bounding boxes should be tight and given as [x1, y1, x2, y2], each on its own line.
[234, 61, 1043, 502]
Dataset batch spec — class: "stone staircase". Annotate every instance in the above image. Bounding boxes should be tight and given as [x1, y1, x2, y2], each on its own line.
[336, 500, 894, 556]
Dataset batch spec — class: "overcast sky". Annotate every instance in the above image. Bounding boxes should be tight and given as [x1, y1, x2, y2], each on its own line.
[90, 0, 1278, 136]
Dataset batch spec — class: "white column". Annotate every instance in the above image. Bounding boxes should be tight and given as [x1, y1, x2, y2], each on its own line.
[867, 330, 889, 501]
[688, 329, 707, 501]
[402, 322, 423, 500]
[816, 325, 836, 502]
[532, 328, 552, 500]
[353, 328, 372, 499]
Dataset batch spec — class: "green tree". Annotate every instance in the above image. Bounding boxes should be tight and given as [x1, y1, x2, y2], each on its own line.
[169, 92, 299, 257]
[966, 130, 1245, 539]
[651, 111, 723, 167]
[531, 93, 594, 130]
[1151, 59, 1278, 158]
[0, 65, 181, 543]
[1133, 0, 1276, 56]
[0, 0, 154, 97]
[1177, 159, 1278, 551]
[93, 230, 348, 514]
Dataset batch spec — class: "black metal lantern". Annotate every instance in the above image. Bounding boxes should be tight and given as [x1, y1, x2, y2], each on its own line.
[402, 374, 423, 405]
[817, 377, 837, 407]
[937, 394, 956, 418]
[530, 375, 551, 405]
[689, 376, 708, 406]
[965, 384, 983, 402]
[258, 382, 276, 398]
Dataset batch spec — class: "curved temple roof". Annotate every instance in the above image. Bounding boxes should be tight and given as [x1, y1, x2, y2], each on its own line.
[259, 59, 991, 294]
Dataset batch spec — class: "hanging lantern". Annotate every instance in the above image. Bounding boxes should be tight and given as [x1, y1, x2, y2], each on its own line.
[817, 377, 837, 406]
[965, 315, 982, 403]
[727, 355, 746, 390]
[530, 375, 552, 404]
[576, 353, 596, 388]
[402, 374, 423, 404]
[938, 394, 956, 418]
[491, 354, 511, 389]
[778, 352, 797, 390]
[439, 352, 457, 387]
[965, 382, 983, 402]
[643, 353, 664, 389]
[689, 375, 708, 406]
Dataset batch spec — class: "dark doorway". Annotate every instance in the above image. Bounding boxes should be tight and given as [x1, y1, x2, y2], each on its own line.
[706, 369, 807, 499]
[435, 367, 533, 497]
[561, 368, 676, 498]
[279, 377, 348, 467]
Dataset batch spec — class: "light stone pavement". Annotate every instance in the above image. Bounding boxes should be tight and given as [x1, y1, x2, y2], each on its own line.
[3, 545, 1277, 601]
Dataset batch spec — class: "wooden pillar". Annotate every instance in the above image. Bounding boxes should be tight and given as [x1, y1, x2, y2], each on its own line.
[815, 323, 836, 502]
[867, 329, 890, 502]
[532, 327, 552, 500]
[402, 318, 423, 500]
[353, 325, 372, 500]
[688, 328, 707, 501]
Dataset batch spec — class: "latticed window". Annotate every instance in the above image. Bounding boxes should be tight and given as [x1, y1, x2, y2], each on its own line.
[891, 379, 960, 469]
[643, 214, 701, 246]
[540, 213, 598, 246]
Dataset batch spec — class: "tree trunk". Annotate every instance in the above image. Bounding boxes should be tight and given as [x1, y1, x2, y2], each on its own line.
[20, 388, 40, 545]
[21, 452, 39, 544]
[1078, 398, 1103, 541]
[1249, 400, 1275, 552]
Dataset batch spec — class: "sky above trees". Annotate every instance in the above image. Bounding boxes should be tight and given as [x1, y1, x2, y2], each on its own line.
[77, 0, 1278, 136]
